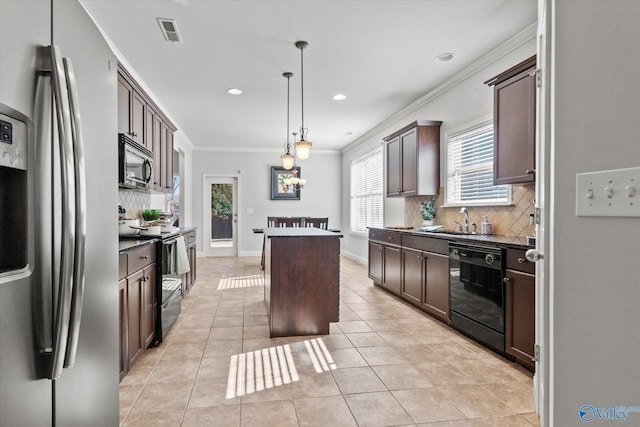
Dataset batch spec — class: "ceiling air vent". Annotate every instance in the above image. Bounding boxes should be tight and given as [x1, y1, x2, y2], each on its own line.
[157, 18, 182, 43]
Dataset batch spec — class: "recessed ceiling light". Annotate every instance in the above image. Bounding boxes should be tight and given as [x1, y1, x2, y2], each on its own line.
[333, 94, 347, 101]
[435, 52, 455, 62]
[227, 88, 242, 95]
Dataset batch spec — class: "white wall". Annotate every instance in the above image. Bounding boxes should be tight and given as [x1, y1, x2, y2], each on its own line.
[550, 1, 640, 425]
[191, 150, 341, 255]
[340, 35, 537, 263]
[173, 130, 194, 227]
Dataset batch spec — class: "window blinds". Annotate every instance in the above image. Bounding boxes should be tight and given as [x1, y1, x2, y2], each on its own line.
[446, 123, 510, 205]
[350, 147, 383, 233]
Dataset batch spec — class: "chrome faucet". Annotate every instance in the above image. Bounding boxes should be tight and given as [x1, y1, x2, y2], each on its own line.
[459, 207, 469, 233]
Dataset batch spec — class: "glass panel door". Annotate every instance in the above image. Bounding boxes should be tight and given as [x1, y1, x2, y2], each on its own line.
[205, 176, 237, 256]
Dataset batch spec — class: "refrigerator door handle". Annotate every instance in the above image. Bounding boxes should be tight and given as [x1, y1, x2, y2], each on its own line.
[34, 63, 54, 357]
[43, 45, 76, 380]
[62, 57, 86, 369]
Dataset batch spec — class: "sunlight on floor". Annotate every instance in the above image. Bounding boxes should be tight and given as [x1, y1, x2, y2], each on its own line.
[217, 274, 264, 290]
[226, 344, 299, 399]
[304, 337, 337, 373]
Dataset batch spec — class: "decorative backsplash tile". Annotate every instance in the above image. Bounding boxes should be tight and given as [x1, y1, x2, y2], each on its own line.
[118, 189, 151, 219]
[405, 185, 536, 237]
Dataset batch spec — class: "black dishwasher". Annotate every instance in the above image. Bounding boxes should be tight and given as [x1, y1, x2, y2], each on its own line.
[449, 242, 505, 352]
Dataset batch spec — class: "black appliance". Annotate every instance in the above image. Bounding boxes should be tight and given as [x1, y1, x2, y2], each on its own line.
[449, 242, 505, 352]
[118, 133, 153, 190]
[157, 235, 183, 342]
[1, 2, 120, 424]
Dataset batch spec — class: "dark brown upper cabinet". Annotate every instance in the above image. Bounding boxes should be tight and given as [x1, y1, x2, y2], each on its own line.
[485, 55, 537, 185]
[384, 120, 442, 197]
[117, 64, 177, 194]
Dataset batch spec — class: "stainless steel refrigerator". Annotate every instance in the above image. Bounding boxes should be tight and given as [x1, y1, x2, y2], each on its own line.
[0, 0, 119, 425]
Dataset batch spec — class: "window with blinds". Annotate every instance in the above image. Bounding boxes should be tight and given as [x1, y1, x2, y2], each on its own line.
[445, 122, 511, 206]
[350, 147, 383, 234]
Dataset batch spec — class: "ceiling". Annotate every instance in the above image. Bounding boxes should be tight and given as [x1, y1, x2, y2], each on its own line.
[80, 0, 536, 152]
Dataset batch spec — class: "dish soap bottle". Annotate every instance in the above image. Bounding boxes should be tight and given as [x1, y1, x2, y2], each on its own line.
[481, 216, 492, 235]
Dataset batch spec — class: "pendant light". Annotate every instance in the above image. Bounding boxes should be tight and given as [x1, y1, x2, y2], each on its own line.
[294, 40, 312, 160]
[280, 72, 295, 170]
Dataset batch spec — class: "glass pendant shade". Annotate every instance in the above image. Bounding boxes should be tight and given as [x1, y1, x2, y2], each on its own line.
[281, 153, 295, 170]
[295, 140, 312, 160]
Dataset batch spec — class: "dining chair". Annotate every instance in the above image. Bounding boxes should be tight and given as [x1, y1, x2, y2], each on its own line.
[304, 217, 328, 229]
[267, 216, 278, 227]
[276, 217, 302, 228]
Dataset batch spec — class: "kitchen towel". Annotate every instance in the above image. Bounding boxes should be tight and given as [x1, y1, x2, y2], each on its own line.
[175, 235, 190, 275]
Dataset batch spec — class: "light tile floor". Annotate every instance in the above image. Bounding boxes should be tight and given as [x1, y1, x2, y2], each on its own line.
[120, 256, 541, 427]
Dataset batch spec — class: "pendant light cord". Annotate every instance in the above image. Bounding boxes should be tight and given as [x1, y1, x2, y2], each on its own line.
[287, 74, 290, 146]
[300, 44, 304, 134]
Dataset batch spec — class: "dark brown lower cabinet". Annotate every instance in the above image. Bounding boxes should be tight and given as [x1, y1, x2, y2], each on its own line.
[120, 244, 157, 381]
[142, 265, 156, 348]
[368, 241, 384, 285]
[382, 245, 402, 295]
[401, 248, 423, 305]
[421, 252, 450, 323]
[118, 278, 127, 382]
[369, 231, 450, 324]
[182, 230, 197, 295]
[505, 268, 535, 371]
[126, 264, 156, 373]
[401, 248, 450, 323]
[127, 269, 144, 368]
[264, 229, 341, 337]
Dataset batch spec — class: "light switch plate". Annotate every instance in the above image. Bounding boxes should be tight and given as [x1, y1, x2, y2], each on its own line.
[576, 167, 640, 217]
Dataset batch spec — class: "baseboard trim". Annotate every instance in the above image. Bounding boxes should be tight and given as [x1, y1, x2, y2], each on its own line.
[340, 250, 367, 266]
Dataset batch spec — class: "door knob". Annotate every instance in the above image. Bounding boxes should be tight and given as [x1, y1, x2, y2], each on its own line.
[525, 249, 543, 262]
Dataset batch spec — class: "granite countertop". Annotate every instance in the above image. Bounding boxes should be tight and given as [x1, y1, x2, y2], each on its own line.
[119, 227, 197, 253]
[371, 227, 533, 249]
[118, 238, 159, 253]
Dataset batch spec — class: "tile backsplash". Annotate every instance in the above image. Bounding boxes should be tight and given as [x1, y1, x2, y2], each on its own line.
[405, 185, 535, 237]
[118, 189, 151, 219]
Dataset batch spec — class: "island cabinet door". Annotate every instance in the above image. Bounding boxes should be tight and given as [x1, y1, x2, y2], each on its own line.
[267, 236, 340, 337]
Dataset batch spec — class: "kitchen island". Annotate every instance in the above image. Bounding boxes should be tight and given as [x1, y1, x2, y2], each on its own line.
[263, 227, 342, 337]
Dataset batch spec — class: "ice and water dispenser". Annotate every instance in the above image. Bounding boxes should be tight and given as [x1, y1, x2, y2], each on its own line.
[0, 109, 28, 273]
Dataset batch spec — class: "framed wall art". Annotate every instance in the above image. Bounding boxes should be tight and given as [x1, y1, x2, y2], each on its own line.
[270, 166, 301, 200]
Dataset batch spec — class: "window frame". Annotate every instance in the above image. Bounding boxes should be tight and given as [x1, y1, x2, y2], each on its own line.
[443, 119, 512, 207]
[349, 146, 384, 236]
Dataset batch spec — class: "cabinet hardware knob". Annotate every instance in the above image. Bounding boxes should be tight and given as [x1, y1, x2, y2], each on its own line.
[503, 277, 510, 283]
[525, 169, 535, 175]
[141, 255, 149, 259]
[517, 258, 526, 263]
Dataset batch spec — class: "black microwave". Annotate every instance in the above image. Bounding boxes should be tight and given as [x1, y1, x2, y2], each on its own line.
[118, 133, 153, 190]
